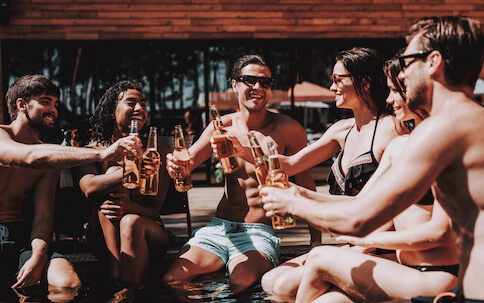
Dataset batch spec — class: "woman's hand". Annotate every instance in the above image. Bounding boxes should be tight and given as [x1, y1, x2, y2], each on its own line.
[165, 153, 189, 180]
[100, 190, 133, 220]
[259, 184, 299, 217]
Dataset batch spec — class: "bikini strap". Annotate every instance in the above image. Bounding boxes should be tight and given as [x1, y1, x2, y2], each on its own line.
[370, 115, 380, 151]
[344, 122, 356, 143]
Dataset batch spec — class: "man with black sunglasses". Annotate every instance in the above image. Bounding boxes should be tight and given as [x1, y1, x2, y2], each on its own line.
[164, 54, 317, 293]
[260, 16, 484, 302]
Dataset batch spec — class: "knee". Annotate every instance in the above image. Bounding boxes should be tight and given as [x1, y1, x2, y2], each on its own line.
[304, 246, 339, 275]
[270, 271, 298, 297]
[120, 214, 142, 236]
[261, 270, 275, 293]
[47, 259, 82, 289]
[229, 273, 257, 294]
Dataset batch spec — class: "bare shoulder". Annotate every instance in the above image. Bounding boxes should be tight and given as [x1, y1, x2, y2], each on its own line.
[0, 126, 14, 140]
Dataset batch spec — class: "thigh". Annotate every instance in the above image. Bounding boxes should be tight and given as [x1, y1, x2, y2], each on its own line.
[228, 250, 273, 280]
[120, 214, 169, 249]
[306, 246, 457, 301]
[314, 289, 354, 303]
[165, 245, 225, 280]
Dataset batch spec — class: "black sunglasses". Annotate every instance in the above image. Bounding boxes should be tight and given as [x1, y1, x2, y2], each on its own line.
[236, 75, 275, 89]
[398, 51, 433, 71]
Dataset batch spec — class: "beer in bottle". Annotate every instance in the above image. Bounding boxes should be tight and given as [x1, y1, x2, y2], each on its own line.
[140, 127, 160, 196]
[247, 132, 268, 186]
[265, 141, 296, 230]
[122, 120, 140, 189]
[209, 104, 239, 174]
[173, 125, 193, 192]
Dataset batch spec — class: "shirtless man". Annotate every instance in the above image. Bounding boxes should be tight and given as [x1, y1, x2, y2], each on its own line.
[261, 16, 484, 301]
[0, 75, 141, 290]
[163, 54, 317, 293]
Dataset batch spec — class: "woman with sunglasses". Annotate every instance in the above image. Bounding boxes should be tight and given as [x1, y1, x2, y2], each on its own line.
[293, 55, 459, 303]
[260, 47, 401, 298]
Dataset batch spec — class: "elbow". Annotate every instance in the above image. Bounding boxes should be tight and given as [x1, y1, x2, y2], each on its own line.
[338, 216, 375, 237]
[79, 181, 95, 199]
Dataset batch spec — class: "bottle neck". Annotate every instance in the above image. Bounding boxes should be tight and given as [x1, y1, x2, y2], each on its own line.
[268, 155, 282, 171]
[212, 119, 223, 130]
[250, 145, 265, 160]
[146, 129, 157, 150]
[174, 134, 186, 149]
[129, 120, 138, 135]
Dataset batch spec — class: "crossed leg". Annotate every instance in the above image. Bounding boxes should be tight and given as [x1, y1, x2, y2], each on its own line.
[295, 246, 458, 302]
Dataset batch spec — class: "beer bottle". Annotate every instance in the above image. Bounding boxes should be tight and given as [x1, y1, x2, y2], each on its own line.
[140, 127, 160, 196]
[122, 120, 140, 189]
[173, 125, 193, 192]
[209, 104, 239, 174]
[265, 141, 296, 230]
[247, 132, 269, 186]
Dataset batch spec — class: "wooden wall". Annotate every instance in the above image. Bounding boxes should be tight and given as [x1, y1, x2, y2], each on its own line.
[0, 0, 483, 40]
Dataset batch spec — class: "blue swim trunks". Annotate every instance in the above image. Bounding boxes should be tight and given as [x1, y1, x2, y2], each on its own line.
[184, 217, 281, 267]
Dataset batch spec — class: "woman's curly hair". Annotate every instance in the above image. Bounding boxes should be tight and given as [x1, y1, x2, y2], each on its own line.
[90, 80, 143, 146]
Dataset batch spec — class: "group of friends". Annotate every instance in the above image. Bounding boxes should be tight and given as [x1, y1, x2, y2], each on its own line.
[0, 15, 483, 303]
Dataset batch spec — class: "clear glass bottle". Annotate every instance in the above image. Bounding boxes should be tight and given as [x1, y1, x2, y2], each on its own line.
[265, 141, 296, 230]
[122, 120, 140, 189]
[173, 125, 193, 192]
[248, 132, 268, 186]
[209, 104, 239, 174]
[139, 126, 160, 196]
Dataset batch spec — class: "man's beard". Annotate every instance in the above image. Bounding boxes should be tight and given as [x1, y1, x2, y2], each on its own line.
[25, 108, 54, 131]
[407, 81, 429, 112]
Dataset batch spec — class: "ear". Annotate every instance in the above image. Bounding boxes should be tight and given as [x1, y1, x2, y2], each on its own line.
[362, 77, 371, 91]
[427, 50, 444, 76]
[232, 79, 238, 94]
[16, 98, 27, 111]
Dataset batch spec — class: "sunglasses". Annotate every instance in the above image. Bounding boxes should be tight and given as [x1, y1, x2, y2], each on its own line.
[398, 51, 432, 71]
[330, 74, 352, 84]
[236, 75, 275, 89]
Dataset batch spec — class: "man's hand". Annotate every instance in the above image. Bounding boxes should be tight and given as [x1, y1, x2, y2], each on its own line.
[101, 135, 143, 162]
[12, 255, 46, 289]
[259, 184, 298, 217]
[210, 135, 252, 162]
[165, 153, 190, 180]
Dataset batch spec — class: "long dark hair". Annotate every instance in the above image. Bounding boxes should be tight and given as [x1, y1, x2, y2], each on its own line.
[90, 80, 143, 146]
[336, 47, 391, 116]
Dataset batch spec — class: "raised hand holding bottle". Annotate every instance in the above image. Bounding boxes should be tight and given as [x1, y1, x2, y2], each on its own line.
[173, 125, 193, 192]
[248, 132, 269, 186]
[210, 104, 239, 174]
[265, 141, 296, 230]
[123, 120, 140, 189]
[140, 127, 160, 196]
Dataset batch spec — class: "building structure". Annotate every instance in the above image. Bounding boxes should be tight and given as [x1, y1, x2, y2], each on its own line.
[1, 0, 483, 125]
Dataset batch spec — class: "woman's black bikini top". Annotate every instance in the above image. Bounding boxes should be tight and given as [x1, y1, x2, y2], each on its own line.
[327, 117, 380, 196]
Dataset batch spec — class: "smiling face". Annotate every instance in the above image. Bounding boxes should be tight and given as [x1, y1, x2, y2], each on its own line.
[330, 61, 359, 110]
[386, 77, 413, 122]
[114, 89, 148, 136]
[232, 63, 272, 113]
[24, 93, 59, 131]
